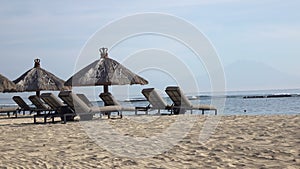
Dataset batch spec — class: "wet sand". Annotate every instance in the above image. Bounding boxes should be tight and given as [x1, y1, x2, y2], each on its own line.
[0, 114, 299, 168]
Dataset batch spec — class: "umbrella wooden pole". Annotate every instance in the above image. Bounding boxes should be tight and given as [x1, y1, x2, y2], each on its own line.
[103, 85, 109, 106]
[103, 85, 108, 93]
[36, 91, 40, 97]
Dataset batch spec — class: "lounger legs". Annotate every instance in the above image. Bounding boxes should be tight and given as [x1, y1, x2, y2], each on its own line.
[107, 111, 122, 119]
[62, 114, 66, 123]
[200, 109, 217, 115]
[135, 107, 149, 115]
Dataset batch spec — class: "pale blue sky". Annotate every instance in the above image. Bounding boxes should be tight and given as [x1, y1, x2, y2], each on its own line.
[0, 0, 299, 94]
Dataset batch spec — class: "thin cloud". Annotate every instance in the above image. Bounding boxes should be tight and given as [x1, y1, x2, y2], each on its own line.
[258, 26, 300, 39]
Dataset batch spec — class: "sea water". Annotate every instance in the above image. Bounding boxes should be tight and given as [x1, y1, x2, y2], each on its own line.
[116, 89, 300, 115]
[1, 89, 300, 115]
[120, 89, 300, 116]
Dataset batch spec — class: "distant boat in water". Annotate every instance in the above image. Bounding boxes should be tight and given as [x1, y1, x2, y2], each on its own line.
[187, 96, 199, 100]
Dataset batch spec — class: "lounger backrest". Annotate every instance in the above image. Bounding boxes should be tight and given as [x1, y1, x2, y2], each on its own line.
[12, 96, 31, 110]
[77, 94, 94, 107]
[142, 88, 168, 109]
[28, 95, 49, 109]
[99, 92, 120, 106]
[165, 86, 192, 108]
[40, 93, 64, 110]
[58, 91, 75, 110]
[59, 91, 90, 114]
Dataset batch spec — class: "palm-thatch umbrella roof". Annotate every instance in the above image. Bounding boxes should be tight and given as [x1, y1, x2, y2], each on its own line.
[0, 73, 17, 92]
[65, 47, 148, 93]
[13, 59, 70, 96]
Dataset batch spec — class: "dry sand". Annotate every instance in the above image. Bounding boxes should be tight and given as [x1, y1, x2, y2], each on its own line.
[0, 114, 299, 168]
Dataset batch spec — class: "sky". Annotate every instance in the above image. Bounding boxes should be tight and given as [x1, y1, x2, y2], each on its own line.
[0, 0, 300, 97]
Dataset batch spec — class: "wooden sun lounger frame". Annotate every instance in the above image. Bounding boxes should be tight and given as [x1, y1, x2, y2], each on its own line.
[12, 96, 33, 116]
[99, 92, 121, 106]
[39, 93, 75, 124]
[59, 91, 97, 120]
[28, 95, 53, 115]
[60, 91, 131, 119]
[99, 92, 136, 117]
[0, 106, 19, 117]
[165, 86, 217, 115]
[140, 88, 172, 115]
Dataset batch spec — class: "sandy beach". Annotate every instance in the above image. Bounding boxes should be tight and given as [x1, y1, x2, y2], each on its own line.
[0, 114, 299, 168]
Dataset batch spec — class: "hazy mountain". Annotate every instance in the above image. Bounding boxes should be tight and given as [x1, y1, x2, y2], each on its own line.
[196, 60, 300, 91]
[224, 60, 300, 90]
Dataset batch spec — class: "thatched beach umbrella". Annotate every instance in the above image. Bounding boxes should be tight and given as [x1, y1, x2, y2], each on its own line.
[0, 73, 17, 92]
[13, 59, 70, 96]
[65, 47, 148, 96]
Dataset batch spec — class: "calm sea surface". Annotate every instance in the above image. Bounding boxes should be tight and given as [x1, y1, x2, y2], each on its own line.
[1, 89, 300, 115]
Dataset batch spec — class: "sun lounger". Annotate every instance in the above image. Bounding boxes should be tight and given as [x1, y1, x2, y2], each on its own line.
[39, 93, 75, 124]
[12, 96, 33, 115]
[99, 92, 121, 106]
[76, 94, 94, 107]
[0, 106, 19, 117]
[140, 88, 172, 115]
[165, 86, 217, 115]
[60, 91, 126, 119]
[99, 92, 136, 114]
[28, 95, 53, 115]
[59, 91, 97, 120]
